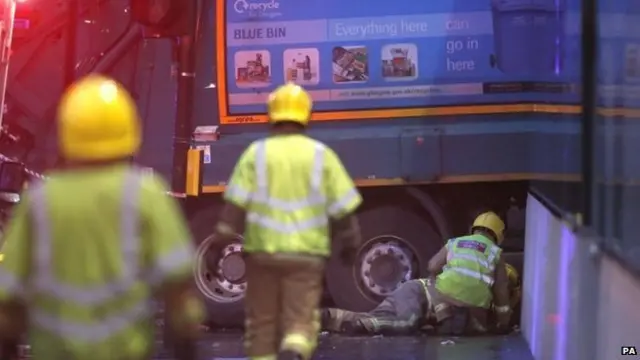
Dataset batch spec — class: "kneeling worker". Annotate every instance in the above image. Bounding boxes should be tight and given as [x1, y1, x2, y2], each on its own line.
[427, 211, 511, 334]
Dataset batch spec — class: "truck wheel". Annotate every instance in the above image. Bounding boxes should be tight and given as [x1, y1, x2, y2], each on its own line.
[326, 206, 443, 312]
[190, 205, 245, 328]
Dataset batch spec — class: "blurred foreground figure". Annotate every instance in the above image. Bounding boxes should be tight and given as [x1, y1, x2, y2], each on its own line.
[0, 75, 203, 360]
[214, 83, 363, 360]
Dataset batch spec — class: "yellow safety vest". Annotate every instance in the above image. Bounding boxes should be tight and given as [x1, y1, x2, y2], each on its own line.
[435, 234, 502, 308]
[0, 165, 200, 360]
[224, 134, 362, 256]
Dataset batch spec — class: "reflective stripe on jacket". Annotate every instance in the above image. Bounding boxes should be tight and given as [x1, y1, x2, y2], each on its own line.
[0, 165, 197, 360]
[224, 134, 362, 256]
[435, 234, 501, 308]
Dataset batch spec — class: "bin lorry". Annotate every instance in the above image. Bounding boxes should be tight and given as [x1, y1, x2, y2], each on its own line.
[2, 0, 586, 327]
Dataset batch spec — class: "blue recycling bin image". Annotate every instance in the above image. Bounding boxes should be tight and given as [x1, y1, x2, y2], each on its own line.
[490, 0, 566, 75]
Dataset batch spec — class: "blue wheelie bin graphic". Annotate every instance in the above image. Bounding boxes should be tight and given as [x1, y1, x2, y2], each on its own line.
[490, 0, 566, 75]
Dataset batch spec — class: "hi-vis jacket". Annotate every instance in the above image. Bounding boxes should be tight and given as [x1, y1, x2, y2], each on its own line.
[0, 165, 201, 360]
[224, 134, 362, 256]
[435, 234, 502, 308]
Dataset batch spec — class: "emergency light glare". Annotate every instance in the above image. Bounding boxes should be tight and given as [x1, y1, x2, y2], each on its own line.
[99, 82, 118, 103]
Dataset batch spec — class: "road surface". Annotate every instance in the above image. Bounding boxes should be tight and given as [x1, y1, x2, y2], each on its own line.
[155, 331, 534, 360]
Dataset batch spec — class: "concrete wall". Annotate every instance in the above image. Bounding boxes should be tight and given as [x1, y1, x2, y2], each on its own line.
[522, 193, 640, 360]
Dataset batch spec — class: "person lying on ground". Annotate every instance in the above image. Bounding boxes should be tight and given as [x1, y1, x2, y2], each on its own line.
[320, 263, 520, 336]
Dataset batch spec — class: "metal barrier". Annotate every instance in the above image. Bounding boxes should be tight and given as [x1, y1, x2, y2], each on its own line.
[522, 191, 640, 360]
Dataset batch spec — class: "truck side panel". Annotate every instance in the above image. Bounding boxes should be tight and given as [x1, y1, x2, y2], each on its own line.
[197, 116, 581, 189]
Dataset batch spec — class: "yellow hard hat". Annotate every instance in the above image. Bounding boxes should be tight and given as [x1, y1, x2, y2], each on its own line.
[267, 82, 312, 125]
[57, 74, 141, 161]
[471, 211, 505, 244]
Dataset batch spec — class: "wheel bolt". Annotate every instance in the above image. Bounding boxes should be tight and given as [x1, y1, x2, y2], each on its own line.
[368, 281, 375, 287]
[374, 250, 382, 256]
[364, 270, 370, 277]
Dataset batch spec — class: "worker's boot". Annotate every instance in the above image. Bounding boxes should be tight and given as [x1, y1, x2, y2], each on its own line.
[277, 350, 303, 360]
[320, 308, 331, 329]
[342, 318, 370, 335]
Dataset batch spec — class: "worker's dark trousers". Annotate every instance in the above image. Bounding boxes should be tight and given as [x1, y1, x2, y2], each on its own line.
[244, 253, 325, 360]
[322, 279, 426, 335]
[426, 280, 490, 335]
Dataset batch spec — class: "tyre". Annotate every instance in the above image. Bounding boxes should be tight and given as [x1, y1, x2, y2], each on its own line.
[189, 203, 245, 328]
[326, 206, 444, 312]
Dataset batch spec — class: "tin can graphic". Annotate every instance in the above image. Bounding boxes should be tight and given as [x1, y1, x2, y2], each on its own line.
[490, 0, 566, 75]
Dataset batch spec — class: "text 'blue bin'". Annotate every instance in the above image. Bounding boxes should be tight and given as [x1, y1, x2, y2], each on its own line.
[491, 0, 566, 75]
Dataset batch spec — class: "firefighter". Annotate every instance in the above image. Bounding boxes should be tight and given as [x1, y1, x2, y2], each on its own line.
[426, 211, 511, 335]
[214, 83, 363, 360]
[320, 263, 521, 335]
[0, 75, 204, 360]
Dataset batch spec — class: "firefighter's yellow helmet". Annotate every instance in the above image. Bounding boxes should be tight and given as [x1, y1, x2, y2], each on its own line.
[471, 211, 505, 244]
[57, 74, 141, 161]
[267, 82, 312, 125]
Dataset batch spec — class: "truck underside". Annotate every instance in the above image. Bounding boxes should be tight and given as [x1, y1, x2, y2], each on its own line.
[188, 182, 530, 327]
[3, 0, 582, 328]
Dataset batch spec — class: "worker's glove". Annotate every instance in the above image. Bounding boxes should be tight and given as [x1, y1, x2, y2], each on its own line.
[494, 305, 512, 329]
[339, 245, 358, 266]
[214, 222, 237, 242]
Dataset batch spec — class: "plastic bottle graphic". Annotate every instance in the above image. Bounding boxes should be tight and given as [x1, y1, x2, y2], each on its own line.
[490, 0, 566, 75]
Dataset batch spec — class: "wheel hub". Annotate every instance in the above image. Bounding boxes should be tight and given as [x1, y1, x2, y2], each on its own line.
[216, 244, 246, 294]
[370, 255, 402, 285]
[194, 236, 247, 303]
[218, 244, 246, 283]
[359, 240, 413, 296]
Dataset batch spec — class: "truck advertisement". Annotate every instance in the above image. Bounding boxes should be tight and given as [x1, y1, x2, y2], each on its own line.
[216, 0, 583, 124]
